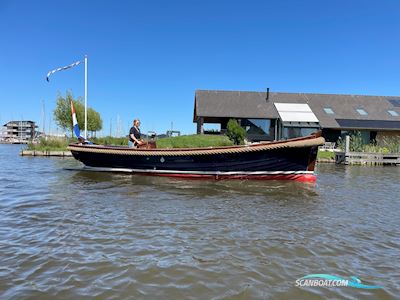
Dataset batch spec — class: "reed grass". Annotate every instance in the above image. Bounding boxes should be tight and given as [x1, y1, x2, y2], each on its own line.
[26, 137, 70, 151]
[336, 131, 400, 153]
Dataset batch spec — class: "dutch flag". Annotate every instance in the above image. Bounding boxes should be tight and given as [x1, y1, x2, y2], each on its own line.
[71, 100, 81, 138]
[70, 100, 92, 144]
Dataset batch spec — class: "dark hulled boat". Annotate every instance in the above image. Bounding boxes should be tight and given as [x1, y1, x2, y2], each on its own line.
[68, 132, 324, 182]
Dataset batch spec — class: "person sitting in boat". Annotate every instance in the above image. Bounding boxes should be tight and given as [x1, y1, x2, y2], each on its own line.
[128, 119, 144, 148]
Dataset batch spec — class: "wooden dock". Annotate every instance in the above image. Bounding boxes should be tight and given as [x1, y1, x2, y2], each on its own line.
[335, 151, 400, 165]
[334, 135, 400, 166]
[20, 150, 72, 157]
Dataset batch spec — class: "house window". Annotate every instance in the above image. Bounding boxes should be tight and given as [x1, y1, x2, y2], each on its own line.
[240, 119, 274, 141]
[356, 108, 368, 116]
[323, 107, 335, 115]
[282, 127, 320, 139]
[388, 110, 399, 116]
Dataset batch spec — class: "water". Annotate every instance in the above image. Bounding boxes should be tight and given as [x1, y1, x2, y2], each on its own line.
[0, 144, 399, 299]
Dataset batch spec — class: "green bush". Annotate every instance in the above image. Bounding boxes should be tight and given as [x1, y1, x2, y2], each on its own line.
[336, 131, 400, 153]
[377, 136, 400, 153]
[226, 119, 246, 145]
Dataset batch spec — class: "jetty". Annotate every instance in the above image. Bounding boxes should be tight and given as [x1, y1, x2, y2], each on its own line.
[335, 152, 400, 165]
[335, 136, 400, 166]
[20, 150, 72, 157]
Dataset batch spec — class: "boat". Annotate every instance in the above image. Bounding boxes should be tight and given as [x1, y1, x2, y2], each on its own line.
[68, 132, 324, 182]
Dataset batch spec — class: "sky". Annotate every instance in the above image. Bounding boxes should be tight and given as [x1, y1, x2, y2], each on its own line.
[1, 0, 400, 136]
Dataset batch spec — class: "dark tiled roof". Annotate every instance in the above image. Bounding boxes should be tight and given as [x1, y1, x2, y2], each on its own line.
[194, 90, 400, 130]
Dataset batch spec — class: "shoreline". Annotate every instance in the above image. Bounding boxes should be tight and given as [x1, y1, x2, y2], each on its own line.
[20, 149, 337, 163]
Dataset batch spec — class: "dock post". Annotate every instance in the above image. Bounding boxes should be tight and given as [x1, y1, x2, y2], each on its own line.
[345, 135, 350, 164]
[345, 135, 350, 154]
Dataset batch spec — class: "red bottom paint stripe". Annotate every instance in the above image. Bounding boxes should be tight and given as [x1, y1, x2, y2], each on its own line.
[135, 172, 317, 182]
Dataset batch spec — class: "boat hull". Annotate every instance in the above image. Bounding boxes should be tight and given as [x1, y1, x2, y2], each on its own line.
[68, 134, 324, 182]
[78, 166, 318, 182]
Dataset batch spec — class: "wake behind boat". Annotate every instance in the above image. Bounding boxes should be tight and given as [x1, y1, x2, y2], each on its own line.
[68, 132, 324, 182]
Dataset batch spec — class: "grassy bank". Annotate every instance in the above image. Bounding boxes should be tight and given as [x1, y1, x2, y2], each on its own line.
[27, 134, 233, 151]
[157, 134, 233, 148]
[317, 150, 335, 160]
[92, 137, 128, 146]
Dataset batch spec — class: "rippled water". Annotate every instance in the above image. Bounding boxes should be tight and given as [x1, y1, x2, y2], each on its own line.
[0, 144, 399, 299]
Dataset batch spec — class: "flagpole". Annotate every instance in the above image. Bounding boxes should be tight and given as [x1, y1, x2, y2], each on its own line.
[84, 55, 88, 139]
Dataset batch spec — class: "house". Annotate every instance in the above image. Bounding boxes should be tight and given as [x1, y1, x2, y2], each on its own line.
[3, 120, 38, 142]
[193, 90, 400, 143]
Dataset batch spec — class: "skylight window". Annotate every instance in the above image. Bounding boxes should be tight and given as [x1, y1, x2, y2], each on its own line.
[323, 107, 335, 115]
[388, 110, 399, 117]
[356, 108, 368, 116]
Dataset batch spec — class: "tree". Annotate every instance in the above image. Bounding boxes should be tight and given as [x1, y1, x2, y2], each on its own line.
[87, 107, 102, 137]
[53, 91, 103, 136]
[226, 119, 246, 145]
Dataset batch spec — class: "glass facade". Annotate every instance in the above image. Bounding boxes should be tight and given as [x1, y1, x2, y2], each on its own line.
[282, 127, 319, 139]
[238, 118, 319, 140]
[240, 119, 275, 141]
